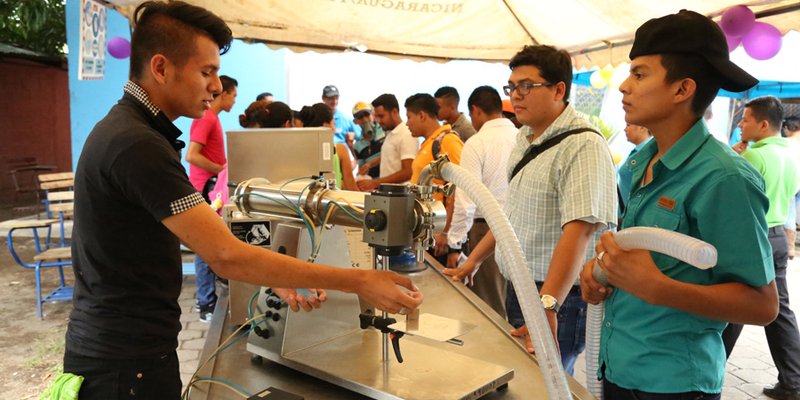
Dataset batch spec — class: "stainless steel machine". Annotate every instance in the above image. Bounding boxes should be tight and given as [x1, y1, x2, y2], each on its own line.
[228, 178, 513, 400]
[218, 177, 593, 400]
[211, 128, 594, 399]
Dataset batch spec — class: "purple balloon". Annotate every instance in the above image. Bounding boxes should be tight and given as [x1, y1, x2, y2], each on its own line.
[725, 33, 742, 52]
[107, 36, 131, 59]
[742, 22, 783, 60]
[720, 5, 755, 38]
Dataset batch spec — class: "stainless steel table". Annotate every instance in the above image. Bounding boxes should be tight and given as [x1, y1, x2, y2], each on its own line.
[189, 255, 595, 400]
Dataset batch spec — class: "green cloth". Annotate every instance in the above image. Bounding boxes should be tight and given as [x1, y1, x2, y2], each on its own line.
[601, 119, 774, 393]
[333, 146, 342, 189]
[742, 136, 800, 227]
[40, 373, 83, 400]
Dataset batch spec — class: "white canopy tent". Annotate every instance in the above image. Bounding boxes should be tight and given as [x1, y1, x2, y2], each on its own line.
[102, 0, 800, 68]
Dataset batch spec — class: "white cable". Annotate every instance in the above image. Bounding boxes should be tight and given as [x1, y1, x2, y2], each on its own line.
[440, 162, 572, 399]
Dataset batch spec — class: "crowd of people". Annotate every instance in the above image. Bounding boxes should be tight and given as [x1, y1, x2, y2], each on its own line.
[60, 1, 800, 399]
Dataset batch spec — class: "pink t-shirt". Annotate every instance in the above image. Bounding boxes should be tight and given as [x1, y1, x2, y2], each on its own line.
[188, 109, 226, 191]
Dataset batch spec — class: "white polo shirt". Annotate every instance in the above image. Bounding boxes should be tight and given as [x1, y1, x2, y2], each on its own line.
[379, 121, 419, 181]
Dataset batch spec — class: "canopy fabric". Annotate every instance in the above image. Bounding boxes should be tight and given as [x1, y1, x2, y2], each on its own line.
[103, 0, 800, 68]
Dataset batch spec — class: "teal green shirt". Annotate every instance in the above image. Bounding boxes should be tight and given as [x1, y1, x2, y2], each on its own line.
[600, 120, 775, 393]
[618, 137, 652, 215]
[742, 136, 800, 227]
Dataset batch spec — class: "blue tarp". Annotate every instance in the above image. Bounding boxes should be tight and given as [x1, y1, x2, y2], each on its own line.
[573, 71, 800, 99]
[719, 80, 800, 99]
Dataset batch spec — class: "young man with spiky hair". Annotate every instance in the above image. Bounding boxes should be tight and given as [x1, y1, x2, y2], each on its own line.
[580, 10, 778, 399]
[64, 2, 421, 397]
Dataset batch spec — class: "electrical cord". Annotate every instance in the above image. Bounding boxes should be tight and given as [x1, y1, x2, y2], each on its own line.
[181, 312, 268, 400]
[188, 377, 251, 398]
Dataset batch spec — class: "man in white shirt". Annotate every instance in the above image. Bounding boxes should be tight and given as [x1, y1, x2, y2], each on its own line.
[357, 94, 420, 192]
[443, 86, 518, 317]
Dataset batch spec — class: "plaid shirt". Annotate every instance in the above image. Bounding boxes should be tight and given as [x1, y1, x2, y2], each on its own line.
[499, 105, 617, 282]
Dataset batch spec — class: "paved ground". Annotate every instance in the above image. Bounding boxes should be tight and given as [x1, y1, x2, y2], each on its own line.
[1, 208, 799, 398]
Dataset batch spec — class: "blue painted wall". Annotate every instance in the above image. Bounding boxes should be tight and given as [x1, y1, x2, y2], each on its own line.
[66, 0, 286, 171]
[66, 0, 130, 171]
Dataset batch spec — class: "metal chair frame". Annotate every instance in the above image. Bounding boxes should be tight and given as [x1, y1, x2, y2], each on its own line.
[5, 220, 73, 319]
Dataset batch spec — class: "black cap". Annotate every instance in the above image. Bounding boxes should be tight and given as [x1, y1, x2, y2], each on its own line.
[629, 10, 758, 92]
[322, 85, 339, 98]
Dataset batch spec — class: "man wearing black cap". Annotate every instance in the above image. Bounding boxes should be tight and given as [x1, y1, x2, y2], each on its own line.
[580, 10, 778, 399]
[322, 84, 361, 147]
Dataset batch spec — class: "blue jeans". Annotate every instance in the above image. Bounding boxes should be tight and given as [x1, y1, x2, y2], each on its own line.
[506, 283, 586, 375]
[194, 255, 217, 309]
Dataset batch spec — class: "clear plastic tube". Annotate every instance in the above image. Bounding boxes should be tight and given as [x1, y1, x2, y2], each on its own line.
[440, 163, 572, 399]
[585, 227, 717, 398]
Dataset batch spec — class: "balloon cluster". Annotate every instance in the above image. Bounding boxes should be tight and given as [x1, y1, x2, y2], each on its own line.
[719, 5, 782, 60]
[589, 65, 615, 89]
[107, 36, 131, 59]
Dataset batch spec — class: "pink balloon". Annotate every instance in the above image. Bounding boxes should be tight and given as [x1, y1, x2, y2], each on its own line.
[725, 33, 742, 52]
[719, 5, 755, 38]
[742, 22, 783, 60]
[107, 37, 131, 59]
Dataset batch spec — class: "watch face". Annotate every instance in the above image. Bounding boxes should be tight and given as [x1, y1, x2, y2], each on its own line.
[542, 296, 556, 309]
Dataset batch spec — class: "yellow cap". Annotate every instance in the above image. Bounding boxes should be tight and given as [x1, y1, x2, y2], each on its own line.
[352, 101, 373, 116]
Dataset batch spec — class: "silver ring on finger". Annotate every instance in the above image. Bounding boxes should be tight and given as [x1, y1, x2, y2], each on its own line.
[596, 251, 606, 267]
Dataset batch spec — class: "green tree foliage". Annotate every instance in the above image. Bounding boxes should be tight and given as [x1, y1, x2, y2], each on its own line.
[0, 0, 66, 57]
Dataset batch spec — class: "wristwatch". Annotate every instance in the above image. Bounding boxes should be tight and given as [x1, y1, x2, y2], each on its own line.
[541, 294, 560, 312]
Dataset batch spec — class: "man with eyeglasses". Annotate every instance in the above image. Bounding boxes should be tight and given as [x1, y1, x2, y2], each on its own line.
[459, 45, 617, 375]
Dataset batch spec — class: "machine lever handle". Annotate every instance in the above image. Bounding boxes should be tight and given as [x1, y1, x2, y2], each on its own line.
[390, 332, 404, 363]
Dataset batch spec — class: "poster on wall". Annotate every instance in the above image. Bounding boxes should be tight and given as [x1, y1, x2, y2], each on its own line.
[79, 0, 106, 80]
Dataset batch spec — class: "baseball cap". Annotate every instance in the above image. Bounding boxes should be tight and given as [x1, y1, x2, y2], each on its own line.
[352, 101, 373, 117]
[629, 10, 758, 92]
[322, 85, 339, 98]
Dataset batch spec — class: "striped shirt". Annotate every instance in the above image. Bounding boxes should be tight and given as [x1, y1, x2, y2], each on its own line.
[498, 105, 617, 283]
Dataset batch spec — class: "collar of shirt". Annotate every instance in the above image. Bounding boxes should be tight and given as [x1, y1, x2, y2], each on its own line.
[632, 118, 710, 173]
[519, 103, 590, 145]
[633, 136, 652, 153]
[123, 81, 185, 152]
[478, 117, 516, 133]
[420, 124, 454, 146]
[751, 135, 789, 149]
[388, 121, 408, 136]
[453, 113, 469, 127]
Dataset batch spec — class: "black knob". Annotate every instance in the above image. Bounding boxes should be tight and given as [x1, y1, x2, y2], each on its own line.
[271, 313, 281, 322]
[254, 325, 271, 339]
[265, 310, 273, 318]
[266, 298, 276, 308]
[364, 209, 388, 232]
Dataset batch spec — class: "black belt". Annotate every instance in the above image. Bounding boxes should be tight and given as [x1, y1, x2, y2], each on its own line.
[474, 217, 487, 224]
[768, 226, 785, 234]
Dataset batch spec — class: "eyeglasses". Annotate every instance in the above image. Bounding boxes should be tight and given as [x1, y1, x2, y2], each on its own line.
[503, 82, 553, 96]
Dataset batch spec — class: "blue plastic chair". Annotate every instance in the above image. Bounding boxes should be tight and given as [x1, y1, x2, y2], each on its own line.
[5, 219, 73, 319]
